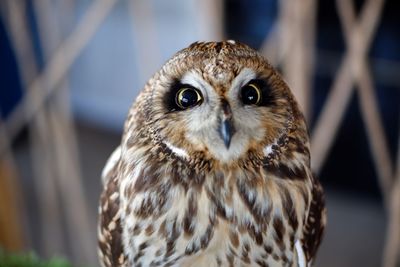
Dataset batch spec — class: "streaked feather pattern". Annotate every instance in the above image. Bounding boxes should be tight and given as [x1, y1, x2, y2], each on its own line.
[98, 41, 326, 267]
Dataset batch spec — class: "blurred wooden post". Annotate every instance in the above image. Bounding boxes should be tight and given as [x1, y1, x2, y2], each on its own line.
[128, 0, 161, 87]
[195, 0, 224, 41]
[1, 0, 118, 264]
[33, 0, 97, 264]
[0, 0, 119, 155]
[311, 0, 384, 174]
[280, 0, 317, 121]
[383, 131, 400, 267]
[0, 159, 25, 251]
[1, 0, 65, 255]
[0, 121, 25, 251]
[384, 174, 400, 267]
[336, 0, 391, 204]
[323, 0, 397, 266]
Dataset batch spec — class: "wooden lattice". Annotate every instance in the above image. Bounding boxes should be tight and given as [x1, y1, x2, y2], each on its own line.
[0, 0, 398, 266]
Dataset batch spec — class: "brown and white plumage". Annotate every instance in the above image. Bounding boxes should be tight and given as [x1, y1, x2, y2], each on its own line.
[98, 41, 326, 267]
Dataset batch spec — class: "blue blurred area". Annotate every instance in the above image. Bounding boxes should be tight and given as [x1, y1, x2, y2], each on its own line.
[0, 16, 22, 118]
[0, 1, 44, 119]
[225, 0, 277, 49]
[25, 0, 45, 70]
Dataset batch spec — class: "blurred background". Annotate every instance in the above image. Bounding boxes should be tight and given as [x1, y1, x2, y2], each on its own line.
[0, 0, 399, 266]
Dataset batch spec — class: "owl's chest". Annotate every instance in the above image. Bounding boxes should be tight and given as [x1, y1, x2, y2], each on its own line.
[121, 172, 309, 267]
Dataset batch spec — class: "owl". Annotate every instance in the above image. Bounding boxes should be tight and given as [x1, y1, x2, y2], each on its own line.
[98, 41, 326, 267]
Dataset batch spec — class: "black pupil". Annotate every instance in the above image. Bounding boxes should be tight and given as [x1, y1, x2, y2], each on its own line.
[179, 89, 198, 107]
[242, 85, 259, 105]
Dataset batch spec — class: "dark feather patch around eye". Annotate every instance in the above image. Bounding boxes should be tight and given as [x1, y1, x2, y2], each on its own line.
[164, 79, 202, 112]
[242, 79, 275, 107]
[164, 79, 182, 112]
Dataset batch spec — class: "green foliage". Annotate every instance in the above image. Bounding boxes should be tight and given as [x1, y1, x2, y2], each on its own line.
[0, 250, 74, 267]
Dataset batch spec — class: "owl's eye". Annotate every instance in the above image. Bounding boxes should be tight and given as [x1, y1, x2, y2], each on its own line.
[175, 87, 203, 109]
[241, 83, 262, 105]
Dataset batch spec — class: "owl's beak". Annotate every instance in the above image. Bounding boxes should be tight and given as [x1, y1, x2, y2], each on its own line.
[219, 100, 235, 149]
[220, 119, 234, 148]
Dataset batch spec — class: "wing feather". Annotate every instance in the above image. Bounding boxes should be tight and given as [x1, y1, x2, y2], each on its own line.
[102, 146, 121, 185]
[302, 174, 326, 264]
[98, 156, 126, 267]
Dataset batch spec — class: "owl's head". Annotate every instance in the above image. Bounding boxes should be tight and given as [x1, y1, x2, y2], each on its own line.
[127, 41, 307, 166]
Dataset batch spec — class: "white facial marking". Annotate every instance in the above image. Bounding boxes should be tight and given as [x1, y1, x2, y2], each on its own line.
[181, 71, 214, 96]
[263, 139, 279, 157]
[295, 240, 307, 267]
[216, 72, 226, 80]
[227, 40, 236, 44]
[163, 141, 189, 159]
[228, 68, 257, 98]
[101, 146, 121, 183]
[263, 144, 273, 156]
